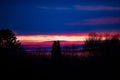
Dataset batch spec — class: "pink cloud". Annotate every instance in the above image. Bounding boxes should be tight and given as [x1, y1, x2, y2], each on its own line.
[23, 41, 85, 48]
[74, 5, 120, 10]
[17, 32, 119, 48]
[65, 17, 120, 26]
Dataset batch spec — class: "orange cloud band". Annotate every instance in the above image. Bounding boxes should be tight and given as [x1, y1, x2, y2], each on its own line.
[16, 32, 119, 46]
[17, 35, 88, 43]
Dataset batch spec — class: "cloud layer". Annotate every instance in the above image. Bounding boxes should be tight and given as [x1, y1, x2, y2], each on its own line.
[74, 5, 120, 10]
[65, 17, 120, 26]
[39, 6, 71, 10]
[39, 5, 120, 11]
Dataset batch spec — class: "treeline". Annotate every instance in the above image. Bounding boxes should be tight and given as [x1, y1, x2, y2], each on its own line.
[83, 32, 120, 57]
[0, 29, 120, 59]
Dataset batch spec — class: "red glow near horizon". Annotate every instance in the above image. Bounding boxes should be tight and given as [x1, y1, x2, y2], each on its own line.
[17, 33, 87, 47]
[17, 32, 119, 48]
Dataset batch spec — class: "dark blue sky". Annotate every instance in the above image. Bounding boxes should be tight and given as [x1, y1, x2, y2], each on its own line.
[0, 0, 120, 35]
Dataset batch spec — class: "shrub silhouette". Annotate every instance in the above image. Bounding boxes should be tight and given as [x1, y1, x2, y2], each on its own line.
[51, 41, 61, 61]
[0, 29, 25, 57]
[63, 45, 78, 56]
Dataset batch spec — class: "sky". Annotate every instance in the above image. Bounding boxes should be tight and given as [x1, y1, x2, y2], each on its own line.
[0, 0, 120, 47]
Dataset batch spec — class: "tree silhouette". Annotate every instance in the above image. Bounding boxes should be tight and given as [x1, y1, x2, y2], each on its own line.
[51, 41, 61, 61]
[101, 34, 120, 57]
[0, 29, 24, 57]
[83, 32, 120, 57]
[83, 32, 102, 56]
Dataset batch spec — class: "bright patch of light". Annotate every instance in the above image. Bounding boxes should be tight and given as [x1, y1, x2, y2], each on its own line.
[17, 35, 88, 42]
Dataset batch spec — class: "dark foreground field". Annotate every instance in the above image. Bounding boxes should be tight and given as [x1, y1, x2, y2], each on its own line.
[3, 54, 115, 80]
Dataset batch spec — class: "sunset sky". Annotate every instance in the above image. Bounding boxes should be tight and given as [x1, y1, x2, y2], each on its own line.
[0, 0, 120, 47]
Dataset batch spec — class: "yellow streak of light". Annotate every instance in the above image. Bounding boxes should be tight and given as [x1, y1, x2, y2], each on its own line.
[17, 35, 88, 42]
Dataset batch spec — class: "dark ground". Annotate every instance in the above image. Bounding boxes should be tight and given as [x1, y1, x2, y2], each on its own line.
[3, 54, 115, 80]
